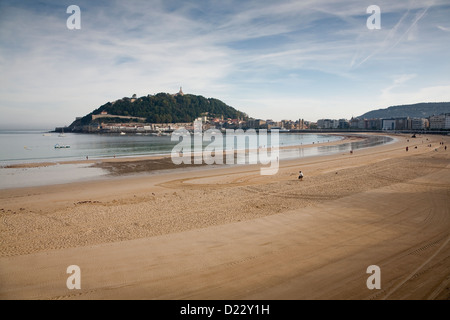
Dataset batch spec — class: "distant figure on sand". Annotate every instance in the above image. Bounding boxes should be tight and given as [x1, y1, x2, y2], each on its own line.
[406, 146, 408, 152]
[298, 171, 304, 180]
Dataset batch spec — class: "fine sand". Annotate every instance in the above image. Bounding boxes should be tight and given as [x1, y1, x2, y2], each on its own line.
[0, 133, 449, 300]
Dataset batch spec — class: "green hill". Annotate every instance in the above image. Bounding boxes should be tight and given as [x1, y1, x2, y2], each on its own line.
[69, 92, 248, 129]
[358, 102, 450, 119]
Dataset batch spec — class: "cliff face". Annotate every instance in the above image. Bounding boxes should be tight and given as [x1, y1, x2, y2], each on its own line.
[69, 93, 248, 131]
[358, 102, 450, 119]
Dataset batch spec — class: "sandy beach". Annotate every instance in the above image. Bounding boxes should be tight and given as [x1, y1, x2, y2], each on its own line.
[0, 132, 448, 300]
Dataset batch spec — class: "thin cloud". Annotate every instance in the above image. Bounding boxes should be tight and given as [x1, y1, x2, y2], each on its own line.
[381, 74, 417, 98]
[437, 25, 450, 32]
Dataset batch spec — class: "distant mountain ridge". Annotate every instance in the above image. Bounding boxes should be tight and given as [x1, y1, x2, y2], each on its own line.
[358, 102, 450, 119]
[69, 92, 248, 129]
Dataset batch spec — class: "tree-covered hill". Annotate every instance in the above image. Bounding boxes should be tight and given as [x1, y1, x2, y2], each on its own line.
[70, 93, 248, 128]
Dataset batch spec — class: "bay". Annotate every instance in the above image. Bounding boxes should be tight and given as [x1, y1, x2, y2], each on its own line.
[0, 130, 345, 166]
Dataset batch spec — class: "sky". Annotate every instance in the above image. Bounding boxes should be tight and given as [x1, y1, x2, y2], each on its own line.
[1, 0, 450, 129]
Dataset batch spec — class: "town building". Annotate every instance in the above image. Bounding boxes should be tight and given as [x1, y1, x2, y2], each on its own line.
[317, 119, 339, 129]
[349, 117, 360, 129]
[395, 118, 409, 130]
[247, 118, 266, 129]
[382, 119, 396, 130]
[357, 119, 366, 130]
[298, 119, 306, 130]
[410, 118, 429, 130]
[338, 119, 349, 129]
[445, 114, 450, 129]
[366, 119, 382, 130]
[429, 114, 446, 130]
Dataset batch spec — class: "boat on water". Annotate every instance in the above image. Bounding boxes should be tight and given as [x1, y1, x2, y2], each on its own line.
[54, 143, 70, 149]
[42, 133, 52, 137]
[120, 132, 126, 135]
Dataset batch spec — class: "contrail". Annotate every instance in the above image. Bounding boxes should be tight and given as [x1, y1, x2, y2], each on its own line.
[389, 5, 430, 51]
[353, 5, 430, 69]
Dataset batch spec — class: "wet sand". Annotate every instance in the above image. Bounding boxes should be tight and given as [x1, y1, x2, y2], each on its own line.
[0, 133, 448, 299]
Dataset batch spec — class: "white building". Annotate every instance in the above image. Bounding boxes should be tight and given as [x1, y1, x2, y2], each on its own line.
[445, 114, 450, 129]
[382, 119, 396, 130]
[338, 119, 349, 129]
[429, 115, 446, 130]
[411, 118, 428, 130]
[317, 119, 339, 129]
[358, 119, 366, 129]
[317, 119, 328, 129]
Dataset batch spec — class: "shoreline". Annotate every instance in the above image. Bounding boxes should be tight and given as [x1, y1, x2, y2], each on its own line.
[1, 133, 364, 169]
[2, 133, 363, 170]
[0, 133, 372, 189]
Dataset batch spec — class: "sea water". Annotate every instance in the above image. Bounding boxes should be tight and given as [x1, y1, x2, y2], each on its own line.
[0, 130, 344, 166]
[0, 130, 392, 189]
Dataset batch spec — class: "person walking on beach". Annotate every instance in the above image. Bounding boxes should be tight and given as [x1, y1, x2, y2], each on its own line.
[298, 170, 304, 181]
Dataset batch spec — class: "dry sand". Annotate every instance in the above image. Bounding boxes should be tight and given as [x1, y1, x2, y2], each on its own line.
[0, 133, 448, 300]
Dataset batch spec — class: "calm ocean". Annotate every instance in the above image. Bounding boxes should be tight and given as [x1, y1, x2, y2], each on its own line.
[0, 130, 346, 166]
